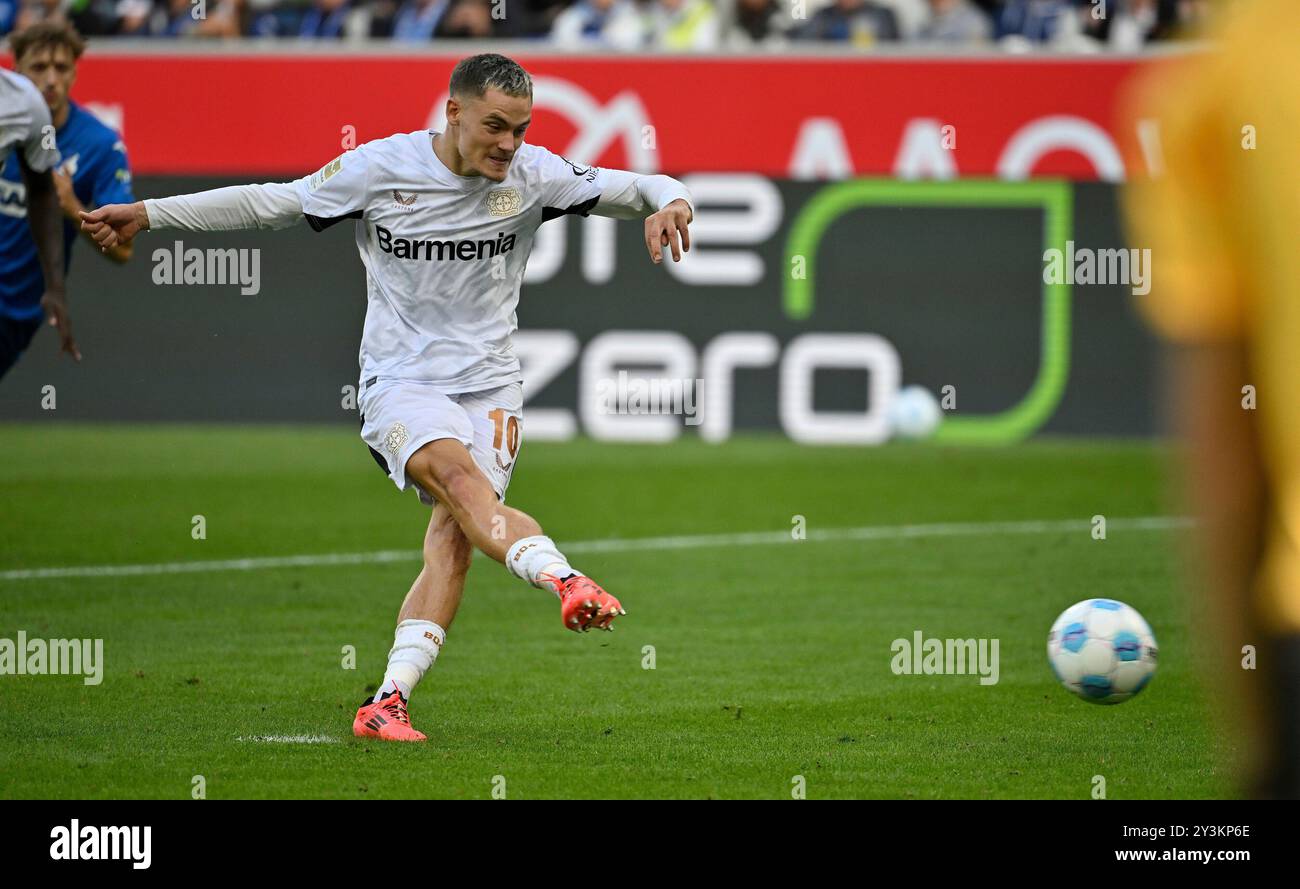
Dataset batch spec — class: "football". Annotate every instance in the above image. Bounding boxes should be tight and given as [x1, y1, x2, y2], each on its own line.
[1047, 599, 1158, 704]
[889, 385, 943, 441]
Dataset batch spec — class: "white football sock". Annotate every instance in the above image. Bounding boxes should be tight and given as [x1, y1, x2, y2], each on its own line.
[375, 619, 445, 701]
[505, 534, 582, 597]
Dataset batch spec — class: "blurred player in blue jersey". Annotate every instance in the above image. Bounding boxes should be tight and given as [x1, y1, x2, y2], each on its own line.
[1, 22, 134, 378]
[0, 63, 71, 371]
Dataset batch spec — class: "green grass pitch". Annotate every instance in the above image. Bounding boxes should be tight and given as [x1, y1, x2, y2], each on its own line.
[0, 425, 1232, 799]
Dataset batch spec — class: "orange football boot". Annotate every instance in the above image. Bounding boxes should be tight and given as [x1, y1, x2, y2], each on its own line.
[353, 690, 426, 742]
[543, 573, 626, 633]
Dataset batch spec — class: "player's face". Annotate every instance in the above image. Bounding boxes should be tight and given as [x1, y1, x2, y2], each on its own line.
[17, 45, 77, 117]
[454, 89, 531, 182]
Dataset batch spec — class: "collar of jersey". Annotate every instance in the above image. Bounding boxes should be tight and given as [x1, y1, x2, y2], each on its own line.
[425, 130, 493, 190]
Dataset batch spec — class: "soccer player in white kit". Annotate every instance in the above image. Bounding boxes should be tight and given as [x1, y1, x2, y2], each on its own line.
[81, 54, 695, 742]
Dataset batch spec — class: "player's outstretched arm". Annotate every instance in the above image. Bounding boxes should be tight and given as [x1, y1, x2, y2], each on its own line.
[588, 167, 693, 264]
[79, 181, 305, 251]
[21, 158, 78, 361]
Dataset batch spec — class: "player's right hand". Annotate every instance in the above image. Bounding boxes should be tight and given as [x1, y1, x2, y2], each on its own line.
[79, 201, 149, 250]
[644, 198, 692, 265]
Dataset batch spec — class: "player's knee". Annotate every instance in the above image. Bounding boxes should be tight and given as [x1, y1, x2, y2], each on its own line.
[429, 461, 488, 512]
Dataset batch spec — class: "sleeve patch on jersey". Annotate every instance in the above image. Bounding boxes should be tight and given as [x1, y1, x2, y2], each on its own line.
[541, 195, 599, 223]
[304, 209, 363, 232]
[308, 155, 344, 191]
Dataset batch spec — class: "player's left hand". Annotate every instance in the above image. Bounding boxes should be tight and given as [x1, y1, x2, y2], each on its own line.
[52, 169, 80, 220]
[40, 289, 80, 362]
[645, 198, 692, 264]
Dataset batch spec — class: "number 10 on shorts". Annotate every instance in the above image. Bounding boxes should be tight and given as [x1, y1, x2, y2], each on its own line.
[489, 408, 520, 460]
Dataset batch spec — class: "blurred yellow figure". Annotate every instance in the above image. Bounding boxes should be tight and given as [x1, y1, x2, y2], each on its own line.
[1125, 0, 1300, 798]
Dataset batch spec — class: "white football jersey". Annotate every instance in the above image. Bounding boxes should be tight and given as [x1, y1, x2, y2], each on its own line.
[0, 68, 60, 174]
[293, 130, 624, 394]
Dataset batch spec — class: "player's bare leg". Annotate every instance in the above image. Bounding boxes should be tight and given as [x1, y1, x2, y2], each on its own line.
[400, 503, 474, 630]
[405, 439, 540, 562]
[354, 504, 471, 743]
[406, 438, 625, 632]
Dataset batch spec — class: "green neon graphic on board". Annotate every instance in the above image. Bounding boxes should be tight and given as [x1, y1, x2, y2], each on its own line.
[782, 179, 1073, 445]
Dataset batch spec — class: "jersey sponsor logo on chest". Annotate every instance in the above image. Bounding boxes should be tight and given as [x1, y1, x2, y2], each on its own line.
[374, 223, 517, 262]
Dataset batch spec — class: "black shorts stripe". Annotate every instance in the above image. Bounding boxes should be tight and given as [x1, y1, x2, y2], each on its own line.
[358, 412, 391, 477]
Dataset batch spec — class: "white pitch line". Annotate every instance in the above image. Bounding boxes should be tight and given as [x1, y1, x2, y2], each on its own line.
[236, 735, 339, 745]
[0, 549, 419, 581]
[0, 516, 1192, 583]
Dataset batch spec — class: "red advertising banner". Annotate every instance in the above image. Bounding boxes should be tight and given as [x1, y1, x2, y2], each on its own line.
[10, 52, 1164, 179]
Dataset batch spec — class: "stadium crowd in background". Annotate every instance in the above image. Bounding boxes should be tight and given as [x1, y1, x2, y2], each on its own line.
[1, 0, 1211, 49]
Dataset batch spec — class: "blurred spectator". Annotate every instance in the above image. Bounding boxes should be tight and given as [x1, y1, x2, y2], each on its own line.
[1175, 0, 1210, 34]
[367, 0, 400, 35]
[507, 0, 568, 36]
[55, 0, 122, 35]
[435, 0, 503, 36]
[491, 0, 555, 35]
[876, 0, 927, 38]
[792, 0, 901, 45]
[721, 0, 789, 47]
[1080, 0, 1180, 48]
[106, 0, 139, 35]
[462, 0, 569, 37]
[13, 0, 67, 33]
[296, 0, 353, 36]
[994, 0, 1069, 43]
[918, 0, 990, 43]
[1, 0, 1207, 44]
[114, 0, 210, 36]
[648, 0, 717, 50]
[550, 0, 645, 48]
[191, 0, 253, 36]
[391, 0, 450, 40]
[124, 0, 197, 35]
[113, 0, 153, 34]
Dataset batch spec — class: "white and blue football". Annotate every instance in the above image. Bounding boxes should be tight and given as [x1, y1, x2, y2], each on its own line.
[1047, 598, 1157, 704]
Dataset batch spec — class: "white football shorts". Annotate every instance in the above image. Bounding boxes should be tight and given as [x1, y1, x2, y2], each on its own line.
[359, 378, 523, 506]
